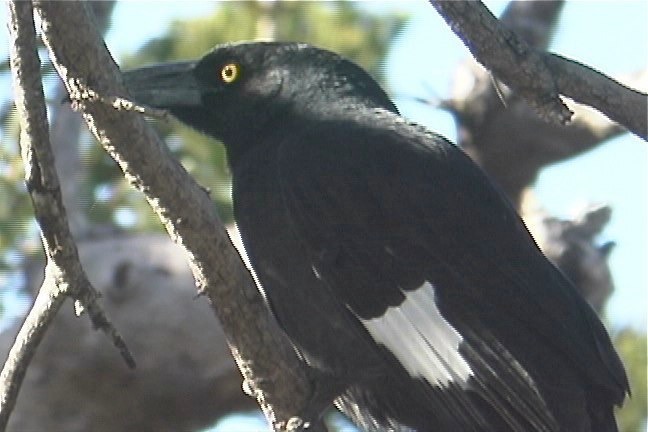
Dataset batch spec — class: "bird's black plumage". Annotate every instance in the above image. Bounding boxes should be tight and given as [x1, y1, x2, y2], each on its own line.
[123, 41, 629, 432]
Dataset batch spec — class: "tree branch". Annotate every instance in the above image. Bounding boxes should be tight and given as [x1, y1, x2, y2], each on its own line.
[545, 53, 647, 138]
[1, 2, 133, 429]
[32, 2, 317, 430]
[429, 0, 647, 140]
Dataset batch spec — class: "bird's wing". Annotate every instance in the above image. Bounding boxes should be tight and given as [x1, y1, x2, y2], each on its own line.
[275, 110, 628, 430]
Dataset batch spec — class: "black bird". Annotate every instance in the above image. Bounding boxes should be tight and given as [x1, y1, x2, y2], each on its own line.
[123, 42, 629, 432]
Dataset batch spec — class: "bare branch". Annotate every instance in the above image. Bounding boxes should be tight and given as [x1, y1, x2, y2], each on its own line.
[0, 271, 66, 431]
[1, 1, 132, 429]
[430, 0, 572, 123]
[429, 0, 648, 140]
[32, 1, 317, 429]
[544, 53, 647, 139]
[566, 69, 648, 142]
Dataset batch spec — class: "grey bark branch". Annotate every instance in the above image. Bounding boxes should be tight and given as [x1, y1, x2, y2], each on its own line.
[32, 2, 317, 430]
[0, 270, 66, 431]
[429, 0, 648, 140]
[442, 0, 645, 208]
[544, 53, 647, 138]
[1, 1, 132, 430]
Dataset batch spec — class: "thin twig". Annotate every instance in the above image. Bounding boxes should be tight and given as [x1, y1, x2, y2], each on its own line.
[1, 2, 134, 429]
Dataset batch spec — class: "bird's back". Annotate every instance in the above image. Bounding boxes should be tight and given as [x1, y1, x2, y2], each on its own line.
[232, 108, 628, 432]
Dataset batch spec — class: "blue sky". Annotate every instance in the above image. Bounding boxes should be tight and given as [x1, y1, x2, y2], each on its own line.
[103, 1, 648, 332]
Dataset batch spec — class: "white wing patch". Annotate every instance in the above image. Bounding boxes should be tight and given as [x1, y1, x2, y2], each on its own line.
[360, 281, 473, 387]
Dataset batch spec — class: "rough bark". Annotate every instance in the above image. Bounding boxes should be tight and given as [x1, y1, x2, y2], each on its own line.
[32, 2, 316, 430]
[1, 2, 128, 429]
[430, 0, 647, 140]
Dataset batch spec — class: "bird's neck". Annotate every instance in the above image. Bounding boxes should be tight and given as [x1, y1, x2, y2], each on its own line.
[223, 116, 287, 171]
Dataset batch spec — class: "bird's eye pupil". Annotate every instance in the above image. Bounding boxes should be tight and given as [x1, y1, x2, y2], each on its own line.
[221, 63, 239, 83]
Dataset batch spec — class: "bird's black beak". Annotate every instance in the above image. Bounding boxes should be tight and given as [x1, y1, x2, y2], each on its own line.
[121, 61, 201, 108]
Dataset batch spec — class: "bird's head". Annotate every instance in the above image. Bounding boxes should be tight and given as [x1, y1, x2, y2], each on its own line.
[122, 41, 396, 164]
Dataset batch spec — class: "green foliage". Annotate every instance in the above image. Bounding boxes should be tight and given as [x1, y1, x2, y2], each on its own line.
[614, 328, 647, 432]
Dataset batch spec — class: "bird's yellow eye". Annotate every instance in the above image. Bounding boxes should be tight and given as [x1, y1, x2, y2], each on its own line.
[221, 63, 240, 84]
